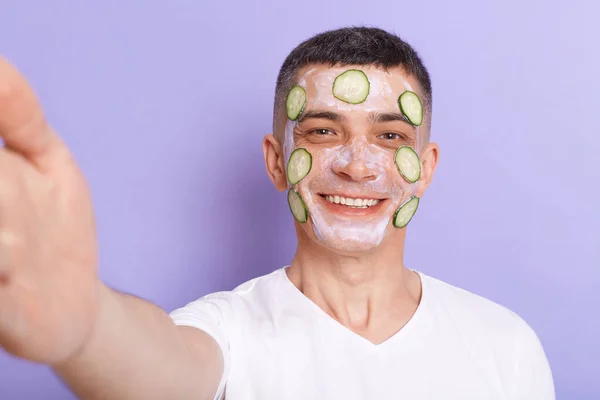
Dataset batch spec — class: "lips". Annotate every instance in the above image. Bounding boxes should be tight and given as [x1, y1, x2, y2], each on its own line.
[322, 194, 381, 208]
[317, 193, 388, 216]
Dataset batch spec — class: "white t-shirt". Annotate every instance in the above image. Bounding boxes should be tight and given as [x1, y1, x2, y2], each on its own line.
[169, 267, 554, 399]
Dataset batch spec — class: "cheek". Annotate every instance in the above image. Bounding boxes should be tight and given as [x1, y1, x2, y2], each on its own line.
[283, 120, 297, 167]
[317, 146, 341, 171]
[292, 141, 417, 202]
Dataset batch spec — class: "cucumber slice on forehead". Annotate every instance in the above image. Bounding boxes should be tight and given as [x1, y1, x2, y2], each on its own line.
[394, 145, 421, 183]
[287, 148, 312, 185]
[398, 91, 423, 126]
[288, 189, 308, 223]
[332, 69, 370, 104]
[393, 196, 420, 229]
[286, 86, 307, 121]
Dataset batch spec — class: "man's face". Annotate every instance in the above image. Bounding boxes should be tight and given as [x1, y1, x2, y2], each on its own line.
[282, 65, 429, 254]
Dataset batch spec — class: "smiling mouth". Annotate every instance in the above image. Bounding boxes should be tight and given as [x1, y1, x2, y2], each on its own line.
[319, 194, 384, 209]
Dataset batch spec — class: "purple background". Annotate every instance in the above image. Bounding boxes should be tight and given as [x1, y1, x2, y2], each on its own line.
[1, 0, 598, 398]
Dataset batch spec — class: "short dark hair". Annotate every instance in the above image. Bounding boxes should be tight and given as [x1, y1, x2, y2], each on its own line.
[273, 26, 433, 137]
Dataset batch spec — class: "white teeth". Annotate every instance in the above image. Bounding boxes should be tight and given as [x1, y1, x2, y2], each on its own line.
[323, 195, 381, 208]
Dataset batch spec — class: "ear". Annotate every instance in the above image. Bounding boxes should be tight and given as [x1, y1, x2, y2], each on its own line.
[416, 141, 440, 198]
[262, 133, 288, 192]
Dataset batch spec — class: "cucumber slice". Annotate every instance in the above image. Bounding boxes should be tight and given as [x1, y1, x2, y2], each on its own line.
[288, 189, 308, 223]
[398, 91, 423, 126]
[394, 145, 421, 183]
[287, 148, 312, 185]
[332, 69, 370, 104]
[393, 196, 419, 229]
[286, 86, 306, 121]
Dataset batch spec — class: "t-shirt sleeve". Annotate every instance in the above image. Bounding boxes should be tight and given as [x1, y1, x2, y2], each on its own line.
[169, 293, 234, 400]
[509, 321, 555, 400]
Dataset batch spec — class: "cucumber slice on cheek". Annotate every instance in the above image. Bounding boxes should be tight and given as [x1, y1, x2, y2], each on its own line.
[393, 146, 421, 228]
[286, 86, 306, 121]
[287, 148, 312, 185]
[284, 86, 310, 222]
[398, 90, 423, 126]
[393, 196, 419, 228]
[286, 149, 311, 223]
[332, 69, 370, 104]
[394, 145, 421, 183]
[288, 189, 308, 223]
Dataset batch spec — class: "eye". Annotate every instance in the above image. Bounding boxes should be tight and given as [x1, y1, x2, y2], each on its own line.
[379, 132, 404, 140]
[310, 128, 336, 136]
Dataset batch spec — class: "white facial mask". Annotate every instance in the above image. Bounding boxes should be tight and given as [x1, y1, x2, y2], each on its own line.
[284, 66, 422, 253]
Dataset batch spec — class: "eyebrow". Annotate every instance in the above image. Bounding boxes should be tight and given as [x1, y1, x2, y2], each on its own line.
[297, 109, 417, 132]
[369, 111, 413, 126]
[297, 110, 347, 124]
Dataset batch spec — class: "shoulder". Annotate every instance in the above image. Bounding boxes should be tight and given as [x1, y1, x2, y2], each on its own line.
[169, 267, 284, 323]
[421, 271, 533, 336]
[420, 272, 554, 397]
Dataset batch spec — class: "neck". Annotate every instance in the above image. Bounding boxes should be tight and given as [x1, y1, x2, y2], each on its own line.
[287, 227, 422, 343]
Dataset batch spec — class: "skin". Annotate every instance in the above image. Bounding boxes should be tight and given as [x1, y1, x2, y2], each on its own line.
[0, 56, 438, 397]
[263, 65, 440, 344]
[0, 58, 222, 399]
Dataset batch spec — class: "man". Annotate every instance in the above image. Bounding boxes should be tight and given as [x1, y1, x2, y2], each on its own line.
[0, 27, 554, 399]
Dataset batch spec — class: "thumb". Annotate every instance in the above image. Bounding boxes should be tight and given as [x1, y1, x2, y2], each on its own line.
[0, 57, 71, 172]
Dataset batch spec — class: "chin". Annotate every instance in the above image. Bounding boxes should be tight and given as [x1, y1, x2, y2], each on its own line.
[321, 239, 382, 255]
[311, 224, 390, 255]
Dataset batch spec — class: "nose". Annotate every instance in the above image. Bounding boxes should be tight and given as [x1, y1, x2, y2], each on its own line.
[332, 145, 379, 183]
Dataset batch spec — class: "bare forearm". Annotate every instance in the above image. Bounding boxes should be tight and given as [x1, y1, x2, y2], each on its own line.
[0, 59, 219, 400]
[53, 284, 217, 400]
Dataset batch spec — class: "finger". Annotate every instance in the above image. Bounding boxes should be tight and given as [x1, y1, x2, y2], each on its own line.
[0, 57, 68, 171]
[0, 230, 17, 282]
[0, 151, 22, 282]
